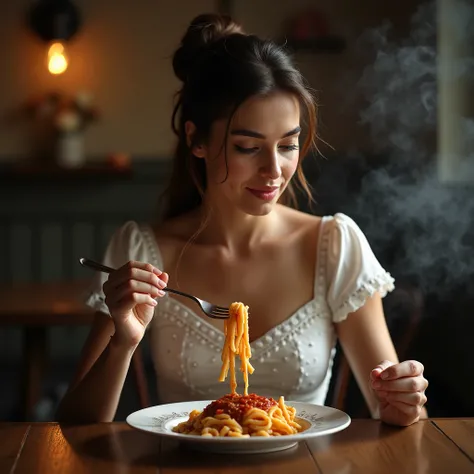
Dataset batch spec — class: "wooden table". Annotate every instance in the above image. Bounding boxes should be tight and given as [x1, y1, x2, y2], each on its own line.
[0, 281, 150, 421]
[1, 419, 473, 473]
[0, 281, 94, 421]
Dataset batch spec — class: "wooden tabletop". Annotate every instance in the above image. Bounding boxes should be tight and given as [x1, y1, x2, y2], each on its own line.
[1, 419, 473, 473]
[0, 281, 94, 325]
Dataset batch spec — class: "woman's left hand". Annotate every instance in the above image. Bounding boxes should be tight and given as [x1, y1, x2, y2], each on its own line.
[370, 359, 428, 427]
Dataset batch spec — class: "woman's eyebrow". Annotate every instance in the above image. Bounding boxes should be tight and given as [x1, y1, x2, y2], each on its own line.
[230, 126, 301, 139]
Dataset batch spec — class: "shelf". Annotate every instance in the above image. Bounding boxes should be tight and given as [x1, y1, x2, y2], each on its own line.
[0, 161, 133, 183]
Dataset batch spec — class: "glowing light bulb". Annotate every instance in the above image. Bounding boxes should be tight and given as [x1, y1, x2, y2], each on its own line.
[47, 42, 69, 75]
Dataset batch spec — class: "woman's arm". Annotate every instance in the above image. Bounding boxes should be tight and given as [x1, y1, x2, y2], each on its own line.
[56, 311, 137, 423]
[335, 293, 428, 424]
[56, 261, 168, 423]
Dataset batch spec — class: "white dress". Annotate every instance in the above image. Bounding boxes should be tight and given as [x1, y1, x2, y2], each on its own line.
[85, 213, 395, 405]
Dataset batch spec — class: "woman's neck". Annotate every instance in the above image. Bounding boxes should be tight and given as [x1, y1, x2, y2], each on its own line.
[194, 199, 280, 254]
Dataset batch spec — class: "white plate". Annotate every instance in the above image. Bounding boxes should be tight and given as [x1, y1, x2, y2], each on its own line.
[126, 400, 351, 454]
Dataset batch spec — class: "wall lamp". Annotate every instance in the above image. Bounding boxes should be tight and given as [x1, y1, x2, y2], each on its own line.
[27, 0, 82, 75]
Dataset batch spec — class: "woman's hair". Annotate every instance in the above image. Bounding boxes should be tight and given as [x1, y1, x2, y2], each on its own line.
[161, 13, 318, 220]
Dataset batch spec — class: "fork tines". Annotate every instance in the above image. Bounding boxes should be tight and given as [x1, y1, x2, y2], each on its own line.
[211, 306, 230, 318]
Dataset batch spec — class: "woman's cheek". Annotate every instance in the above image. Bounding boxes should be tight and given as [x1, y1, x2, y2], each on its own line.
[285, 157, 299, 179]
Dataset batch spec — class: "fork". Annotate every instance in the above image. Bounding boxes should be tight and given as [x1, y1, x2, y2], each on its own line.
[79, 257, 229, 319]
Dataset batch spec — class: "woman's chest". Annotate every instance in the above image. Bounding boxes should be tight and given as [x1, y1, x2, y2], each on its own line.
[162, 245, 317, 342]
[150, 297, 335, 398]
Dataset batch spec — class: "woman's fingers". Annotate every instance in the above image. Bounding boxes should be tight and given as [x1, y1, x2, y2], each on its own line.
[102, 261, 169, 316]
[370, 360, 395, 382]
[105, 279, 165, 307]
[372, 375, 428, 393]
[105, 262, 166, 290]
[106, 290, 158, 314]
[377, 390, 427, 407]
[379, 360, 424, 380]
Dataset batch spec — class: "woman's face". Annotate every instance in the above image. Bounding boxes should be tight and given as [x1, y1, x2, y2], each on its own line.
[192, 91, 301, 216]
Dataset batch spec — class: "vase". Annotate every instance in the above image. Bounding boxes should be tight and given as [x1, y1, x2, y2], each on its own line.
[57, 132, 85, 168]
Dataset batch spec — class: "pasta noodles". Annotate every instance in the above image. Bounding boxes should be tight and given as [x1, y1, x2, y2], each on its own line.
[218, 301, 254, 396]
[173, 302, 305, 438]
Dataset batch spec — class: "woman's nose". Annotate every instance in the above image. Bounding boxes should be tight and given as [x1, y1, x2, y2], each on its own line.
[260, 149, 282, 180]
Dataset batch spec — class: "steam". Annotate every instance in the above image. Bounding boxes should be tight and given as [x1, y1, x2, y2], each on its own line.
[348, 1, 474, 297]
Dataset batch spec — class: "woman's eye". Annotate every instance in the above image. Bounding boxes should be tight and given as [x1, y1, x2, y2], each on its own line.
[234, 145, 259, 154]
[279, 144, 299, 152]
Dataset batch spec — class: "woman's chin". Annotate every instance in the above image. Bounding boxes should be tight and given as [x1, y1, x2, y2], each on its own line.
[240, 200, 276, 217]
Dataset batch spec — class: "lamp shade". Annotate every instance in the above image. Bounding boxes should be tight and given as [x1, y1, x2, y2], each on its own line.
[27, 0, 81, 42]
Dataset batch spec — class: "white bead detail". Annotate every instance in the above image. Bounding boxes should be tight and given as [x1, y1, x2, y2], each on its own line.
[192, 362, 198, 368]
[272, 368, 278, 373]
[172, 334, 177, 339]
[211, 357, 217, 363]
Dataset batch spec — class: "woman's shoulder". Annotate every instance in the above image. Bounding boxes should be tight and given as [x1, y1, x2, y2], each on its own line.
[149, 211, 203, 267]
[278, 204, 322, 229]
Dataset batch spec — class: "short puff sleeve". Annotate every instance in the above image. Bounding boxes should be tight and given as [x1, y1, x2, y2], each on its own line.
[84, 221, 153, 316]
[325, 213, 395, 323]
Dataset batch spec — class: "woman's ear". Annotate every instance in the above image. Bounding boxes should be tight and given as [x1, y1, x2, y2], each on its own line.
[185, 121, 206, 158]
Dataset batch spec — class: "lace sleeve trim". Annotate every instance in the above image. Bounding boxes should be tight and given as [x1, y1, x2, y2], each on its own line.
[331, 272, 395, 323]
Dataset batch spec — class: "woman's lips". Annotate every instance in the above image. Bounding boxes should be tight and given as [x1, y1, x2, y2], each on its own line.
[246, 187, 279, 201]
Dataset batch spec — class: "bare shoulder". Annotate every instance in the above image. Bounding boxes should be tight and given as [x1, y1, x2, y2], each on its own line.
[276, 204, 322, 235]
[150, 211, 201, 268]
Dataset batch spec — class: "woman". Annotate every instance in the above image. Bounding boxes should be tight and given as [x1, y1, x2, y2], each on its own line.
[57, 13, 428, 426]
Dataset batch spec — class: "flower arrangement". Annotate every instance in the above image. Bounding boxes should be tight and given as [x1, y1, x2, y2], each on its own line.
[23, 90, 99, 136]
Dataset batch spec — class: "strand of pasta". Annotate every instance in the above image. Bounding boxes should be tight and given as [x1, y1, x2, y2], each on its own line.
[218, 302, 254, 395]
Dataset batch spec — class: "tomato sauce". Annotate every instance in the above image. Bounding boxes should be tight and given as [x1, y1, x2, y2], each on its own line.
[202, 393, 277, 423]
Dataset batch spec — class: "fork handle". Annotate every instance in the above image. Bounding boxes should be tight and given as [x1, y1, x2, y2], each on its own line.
[79, 258, 114, 274]
[79, 258, 195, 301]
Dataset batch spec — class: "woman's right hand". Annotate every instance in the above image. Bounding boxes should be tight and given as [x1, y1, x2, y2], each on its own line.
[102, 261, 168, 348]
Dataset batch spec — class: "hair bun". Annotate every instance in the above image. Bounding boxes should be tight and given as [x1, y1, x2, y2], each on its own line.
[173, 13, 244, 83]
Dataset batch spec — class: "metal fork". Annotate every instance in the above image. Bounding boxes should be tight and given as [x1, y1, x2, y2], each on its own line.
[79, 257, 229, 319]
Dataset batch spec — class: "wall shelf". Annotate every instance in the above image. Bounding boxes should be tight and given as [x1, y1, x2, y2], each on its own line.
[0, 161, 133, 183]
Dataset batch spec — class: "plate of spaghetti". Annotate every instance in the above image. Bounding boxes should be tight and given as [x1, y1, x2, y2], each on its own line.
[126, 302, 351, 453]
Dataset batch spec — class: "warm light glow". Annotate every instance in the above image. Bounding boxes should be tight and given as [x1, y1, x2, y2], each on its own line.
[47, 42, 69, 75]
